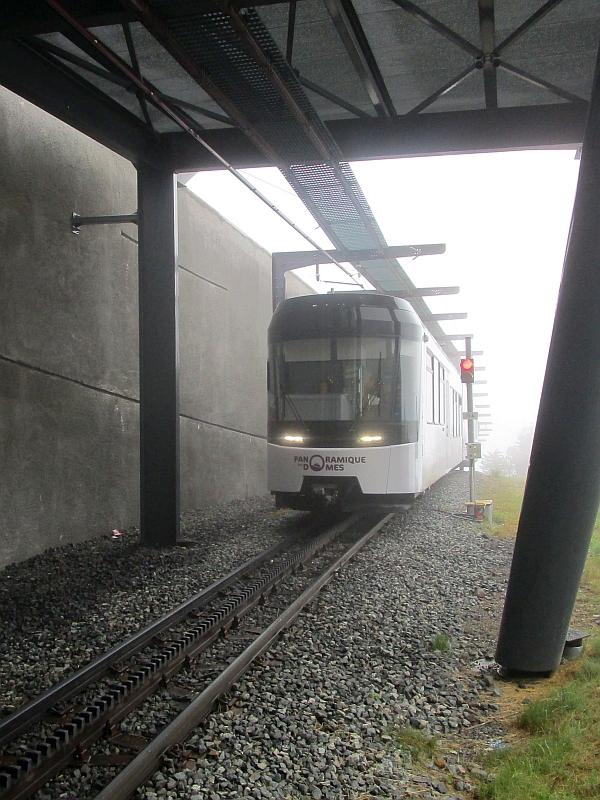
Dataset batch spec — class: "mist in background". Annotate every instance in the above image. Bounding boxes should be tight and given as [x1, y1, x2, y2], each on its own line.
[187, 149, 581, 456]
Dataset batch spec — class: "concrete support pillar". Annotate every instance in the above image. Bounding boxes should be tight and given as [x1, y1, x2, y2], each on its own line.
[495, 54, 600, 672]
[137, 164, 180, 547]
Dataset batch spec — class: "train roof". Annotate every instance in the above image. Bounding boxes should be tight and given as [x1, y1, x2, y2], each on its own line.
[276, 291, 414, 312]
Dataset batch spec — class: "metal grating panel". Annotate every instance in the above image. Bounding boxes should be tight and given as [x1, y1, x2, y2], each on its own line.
[153, 3, 458, 355]
[167, 9, 325, 162]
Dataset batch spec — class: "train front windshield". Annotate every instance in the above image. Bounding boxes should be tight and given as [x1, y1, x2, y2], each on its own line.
[269, 336, 421, 435]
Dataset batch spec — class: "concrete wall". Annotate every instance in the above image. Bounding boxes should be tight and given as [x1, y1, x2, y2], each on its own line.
[0, 86, 273, 568]
[177, 188, 272, 508]
[285, 269, 315, 299]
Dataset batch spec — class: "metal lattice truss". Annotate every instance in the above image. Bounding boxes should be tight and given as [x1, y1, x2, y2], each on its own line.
[1, 0, 598, 354]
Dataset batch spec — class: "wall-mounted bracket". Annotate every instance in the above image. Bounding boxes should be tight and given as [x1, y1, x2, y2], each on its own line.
[71, 212, 138, 235]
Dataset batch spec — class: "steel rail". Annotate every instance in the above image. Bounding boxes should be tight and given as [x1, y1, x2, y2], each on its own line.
[0, 522, 327, 749]
[94, 513, 393, 800]
[0, 515, 360, 799]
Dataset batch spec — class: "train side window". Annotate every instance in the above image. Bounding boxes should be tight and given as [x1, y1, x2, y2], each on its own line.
[449, 389, 463, 437]
[426, 351, 434, 423]
[395, 338, 421, 443]
[438, 363, 446, 426]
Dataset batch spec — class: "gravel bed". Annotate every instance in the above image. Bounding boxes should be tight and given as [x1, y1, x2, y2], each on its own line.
[136, 471, 514, 800]
[1, 472, 515, 800]
[0, 498, 305, 715]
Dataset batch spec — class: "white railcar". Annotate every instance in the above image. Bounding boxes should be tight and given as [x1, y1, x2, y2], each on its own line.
[267, 292, 464, 511]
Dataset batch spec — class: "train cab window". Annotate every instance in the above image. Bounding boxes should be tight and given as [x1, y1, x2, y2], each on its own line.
[270, 336, 398, 423]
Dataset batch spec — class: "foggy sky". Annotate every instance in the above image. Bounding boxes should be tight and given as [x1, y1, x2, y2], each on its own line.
[187, 150, 581, 455]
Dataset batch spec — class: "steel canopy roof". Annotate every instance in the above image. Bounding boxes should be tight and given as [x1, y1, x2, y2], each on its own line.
[1, 0, 598, 354]
[1, 0, 596, 168]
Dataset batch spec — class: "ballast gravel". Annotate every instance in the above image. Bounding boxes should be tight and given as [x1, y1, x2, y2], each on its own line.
[0, 472, 515, 800]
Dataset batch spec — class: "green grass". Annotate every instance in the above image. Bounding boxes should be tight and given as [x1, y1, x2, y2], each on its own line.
[391, 725, 437, 763]
[480, 639, 600, 800]
[481, 473, 526, 537]
[472, 474, 600, 799]
[481, 472, 600, 596]
[432, 632, 450, 653]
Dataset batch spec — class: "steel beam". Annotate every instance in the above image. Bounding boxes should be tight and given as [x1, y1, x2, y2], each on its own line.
[165, 104, 588, 171]
[497, 60, 586, 105]
[407, 64, 477, 116]
[322, 0, 396, 117]
[496, 48, 600, 674]
[392, 287, 460, 298]
[390, 0, 480, 57]
[273, 243, 446, 269]
[297, 73, 372, 119]
[477, 0, 498, 110]
[427, 312, 467, 321]
[496, 0, 566, 54]
[137, 164, 180, 547]
[286, 0, 297, 63]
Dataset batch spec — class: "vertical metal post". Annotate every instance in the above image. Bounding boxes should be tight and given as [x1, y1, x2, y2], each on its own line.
[496, 49, 600, 673]
[465, 336, 476, 504]
[137, 164, 180, 547]
[272, 254, 288, 310]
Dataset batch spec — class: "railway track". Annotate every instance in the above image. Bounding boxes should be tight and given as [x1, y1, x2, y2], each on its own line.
[0, 512, 392, 800]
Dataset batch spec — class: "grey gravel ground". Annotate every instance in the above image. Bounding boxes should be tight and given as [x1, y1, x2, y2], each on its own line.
[0, 472, 514, 800]
[0, 499, 303, 715]
[139, 471, 512, 800]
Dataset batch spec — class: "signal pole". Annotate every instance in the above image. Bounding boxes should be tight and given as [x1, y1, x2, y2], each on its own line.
[465, 336, 476, 504]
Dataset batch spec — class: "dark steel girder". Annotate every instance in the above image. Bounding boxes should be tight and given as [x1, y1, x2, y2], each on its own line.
[497, 60, 586, 105]
[164, 103, 588, 171]
[297, 73, 373, 119]
[322, 0, 396, 118]
[0, 36, 161, 165]
[30, 35, 234, 125]
[118, 0, 287, 165]
[393, 0, 575, 116]
[390, 0, 480, 58]
[286, 0, 296, 63]
[495, 0, 567, 54]
[407, 64, 478, 116]
[477, 0, 498, 110]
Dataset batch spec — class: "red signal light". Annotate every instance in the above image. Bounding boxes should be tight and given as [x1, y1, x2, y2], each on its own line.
[460, 358, 475, 383]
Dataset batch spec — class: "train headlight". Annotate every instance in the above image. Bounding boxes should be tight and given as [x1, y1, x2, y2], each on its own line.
[359, 434, 383, 443]
[283, 435, 304, 443]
